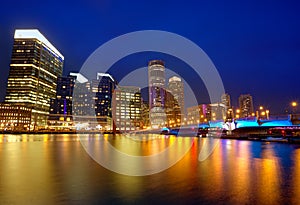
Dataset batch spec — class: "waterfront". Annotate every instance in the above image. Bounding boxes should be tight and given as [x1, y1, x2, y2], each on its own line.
[0, 134, 300, 204]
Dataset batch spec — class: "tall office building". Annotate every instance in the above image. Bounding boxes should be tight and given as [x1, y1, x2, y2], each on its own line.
[221, 93, 231, 109]
[238, 94, 254, 118]
[148, 60, 166, 128]
[168, 76, 184, 113]
[48, 75, 76, 130]
[221, 93, 233, 120]
[168, 76, 184, 126]
[94, 73, 116, 117]
[92, 73, 116, 130]
[71, 73, 98, 130]
[71, 72, 116, 131]
[5, 29, 64, 129]
[112, 86, 141, 132]
[70, 72, 91, 116]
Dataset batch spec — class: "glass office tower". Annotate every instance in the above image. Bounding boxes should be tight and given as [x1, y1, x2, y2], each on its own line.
[5, 29, 64, 130]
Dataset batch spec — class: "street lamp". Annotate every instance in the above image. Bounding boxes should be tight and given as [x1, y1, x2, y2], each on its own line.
[291, 101, 298, 114]
[236, 109, 240, 118]
[266, 110, 270, 120]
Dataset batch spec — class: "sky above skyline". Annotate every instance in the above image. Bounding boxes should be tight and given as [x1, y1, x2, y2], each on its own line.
[1, 0, 300, 114]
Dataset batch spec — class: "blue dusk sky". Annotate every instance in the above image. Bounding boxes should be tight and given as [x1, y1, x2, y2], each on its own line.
[0, 0, 300, 114]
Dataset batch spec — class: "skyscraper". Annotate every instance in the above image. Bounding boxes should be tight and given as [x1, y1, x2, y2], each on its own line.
[48, 75, 75, 130]
[168, 76, 184, 112]
[221, 93, 233, 120]
[94, 73, 116, 117]
[92, 73, 116, 130]
[238, 94, 254, 118]
[148, 60, 166, 128]
[221, 93, 231, 109]
[70, 72, 91, 117]
[71, 72, 117, 131]
[112, 86, 141, 132]
[5, 29, 64, 129]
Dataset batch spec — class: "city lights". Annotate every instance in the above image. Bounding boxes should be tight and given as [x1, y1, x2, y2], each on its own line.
[0, 28, 299, 133]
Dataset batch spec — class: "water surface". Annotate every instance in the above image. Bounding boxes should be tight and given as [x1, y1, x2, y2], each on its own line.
[0, 134, 300, 204]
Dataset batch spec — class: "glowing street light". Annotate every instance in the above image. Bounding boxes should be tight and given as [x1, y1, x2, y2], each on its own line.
[259, 106, 264, 110]
[266, 110, 270, 120]
[291, 101, 298, 114]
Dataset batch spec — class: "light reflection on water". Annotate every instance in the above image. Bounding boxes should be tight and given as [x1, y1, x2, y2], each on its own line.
[0, 134, 300, 204]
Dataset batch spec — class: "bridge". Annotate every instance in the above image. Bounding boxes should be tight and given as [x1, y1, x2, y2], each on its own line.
[196, 114, 300, 130]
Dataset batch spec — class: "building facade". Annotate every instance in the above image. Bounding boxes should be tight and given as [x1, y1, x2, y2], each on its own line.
[0, 103, 32, 131]
[112, 86, 141, 132]
[141, 100, 150, 129]
[71, 72, 117, 131]
[221, 93, 231, 109]
[221, 93, 233, 120]
[5, 29, 64, 130]
[94, 73, 116, 117]
[148, 60, 166, 128]
[168, 76, 185, 114]
[238, 94, 254, 118]
[187, 103, 226, 125]
[165, 89, 182, 127]
[187, 104, 207, 125]
[48, 75, 75, 130]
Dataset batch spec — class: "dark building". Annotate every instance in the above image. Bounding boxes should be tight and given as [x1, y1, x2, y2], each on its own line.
[93, 73, 116, 118]
[4, 29, 64, 130]
[48, 75, 75, 130]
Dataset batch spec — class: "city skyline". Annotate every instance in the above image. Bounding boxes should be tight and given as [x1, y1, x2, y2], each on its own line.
[0, 28, 296, 129]
[1, 2, 300, 204]
[0, 28, 296, 132]
[0, 1, 300, 114]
